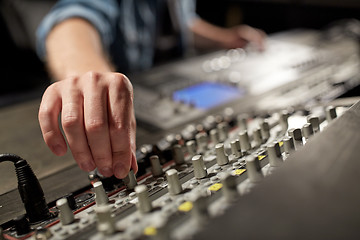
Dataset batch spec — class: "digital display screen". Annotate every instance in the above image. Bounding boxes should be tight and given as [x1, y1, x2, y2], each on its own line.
[173, 82, 244, 110]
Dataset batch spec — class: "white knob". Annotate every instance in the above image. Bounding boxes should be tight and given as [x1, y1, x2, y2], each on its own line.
[239, 130, 251, 151]
[245, 155, 263, 183]
[135, 185, 152, 214]
[192, 155, 207, 179]
[166, 169, 183, 195]
[150, 155, 163, 177]
[96, 205, 115, 235]
[215, 143, 229, 166]
[56, 198, 74, 225]
[93, 181, 108, 206]
[172, 144, 185, 165]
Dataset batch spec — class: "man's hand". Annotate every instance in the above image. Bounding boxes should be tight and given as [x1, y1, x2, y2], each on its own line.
[218, 24, 266, 51]
[38, 71, 137, 179]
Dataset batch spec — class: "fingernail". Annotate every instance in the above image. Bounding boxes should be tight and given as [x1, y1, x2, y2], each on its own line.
[52, 144, 66, 155]
[100, 167, 113, 177]
[80, 161, 95, 172]
[114, 163, 127, 179]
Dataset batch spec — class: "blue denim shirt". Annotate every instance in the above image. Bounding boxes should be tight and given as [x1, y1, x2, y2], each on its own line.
[36, 0, 197, 73]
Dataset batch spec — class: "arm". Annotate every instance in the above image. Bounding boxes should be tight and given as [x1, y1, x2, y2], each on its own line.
[38, 18, 137, 179]
[190, 18, 266, 51]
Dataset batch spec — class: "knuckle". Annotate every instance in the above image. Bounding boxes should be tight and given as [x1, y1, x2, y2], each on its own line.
[86, 119, 106, 132]
[112, 73, 133, 98]
[62, 115, 82, 129]
[84, 71, 101, 84]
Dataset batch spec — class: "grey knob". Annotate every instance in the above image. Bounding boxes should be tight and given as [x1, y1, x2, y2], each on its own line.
[239, 130, 251, 151]
[220, 173, 238, 202]
[307, 115, 320, 133]
[267, 142, 283, 167]
[123, 169, 137, 190]
[56, 198, 74, 225]
[245, 155, 263, 183]
[191, 195, 209, 224]
[326, 106, 337, 122]
[302, 123, 313, 140]
[209, 129, 219, 144]
[172, 144, 185, 165]
[195, 132, 208, 152]
[237, 114, 248, 131]
[186, 140, 197, 157]
[279, 110, 289, 133]
[34, 227, 52, 240]
[93, 181, 108, 206]
[215, 143, 229, 166]
[260, 120, 270, 141]
[283, 136, 295, 154]
[217, 122, 229, 142]
[253, 127, 263, 147]
[192, 155, 208, 179]
[166, 169, 183, 195]
[135, 185, 152, 214]
[96, 205, 115, 235]
[288, 128, 303, 150]
[150, 155, 163, 177]
[230, 139, 242, 158]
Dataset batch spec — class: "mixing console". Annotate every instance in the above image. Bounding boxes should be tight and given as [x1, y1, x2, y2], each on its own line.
[0, 26, 359, 240]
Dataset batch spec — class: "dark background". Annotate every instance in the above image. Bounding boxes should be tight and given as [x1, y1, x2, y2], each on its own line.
[0, 0, 359, 106]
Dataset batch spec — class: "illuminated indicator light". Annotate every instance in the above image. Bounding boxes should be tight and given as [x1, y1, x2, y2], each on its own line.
[233, 169, 246, 175]
[178, 201, 193, 212]
[208, 183, 223, 192]
[144, 226, 157, 236]
[279, 141, 284, 147]
[258, 155, 266, 161]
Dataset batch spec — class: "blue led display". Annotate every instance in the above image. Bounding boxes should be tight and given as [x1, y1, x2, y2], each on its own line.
[173, 82, 244, 110]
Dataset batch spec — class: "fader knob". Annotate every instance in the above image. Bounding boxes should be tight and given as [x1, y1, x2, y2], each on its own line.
[135, 185, 152, 214]
[192, 155, 208, 179]
[326, 106, 337, 122]
[123, 169, 137, 190]
[96, 205, 115, 235]
[220, 173, 238, 202]
[245, 155, 263, 183]
[191, 195, 209, 224]
[239, 130, 251, 151]
[237, 114, 248, 131]
[279, 110, 289, 133]
[253, 127, 262, 147]
[186, 140, 197, 157]
[215, 143, 229, 166]
[307, 116, 320, 133]
[93, 181, 109, 206]
[288, 128, 303, 150]
[172, 144, 185, 165]
[267, 142, 282, 167]
[56, 198, 75, 225]
[302, 123, 313, 140]
[166, 169, 183, 195]
[283, 136, 295, 154]
[217, 122, 229, 142]
[230, 139, 242, 158]
[195, 132, 208, 152]
[150, 155, 163, 177]
[260, 120, 270, 141]
[210, 129, 219, 145]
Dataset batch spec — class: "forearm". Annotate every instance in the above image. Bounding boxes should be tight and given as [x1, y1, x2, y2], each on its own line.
[45, 18, 114, 81]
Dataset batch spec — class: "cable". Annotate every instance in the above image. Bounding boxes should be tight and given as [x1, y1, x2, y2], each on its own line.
[0, 153, 51, 223]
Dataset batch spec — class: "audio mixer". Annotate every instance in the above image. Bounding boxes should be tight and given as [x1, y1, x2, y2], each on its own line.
[0, 26, 359, 240]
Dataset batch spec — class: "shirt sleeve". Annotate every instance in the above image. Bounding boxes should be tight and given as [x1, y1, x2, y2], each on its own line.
[36, 0, 119, 60]
[179, 0, 199, 28]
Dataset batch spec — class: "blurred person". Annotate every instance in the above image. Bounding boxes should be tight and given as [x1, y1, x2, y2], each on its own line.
[36, 0, 265, 179]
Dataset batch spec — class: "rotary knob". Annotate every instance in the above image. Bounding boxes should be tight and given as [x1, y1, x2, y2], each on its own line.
[93, 181, 109, 206]
[192, 155, 208, 179]
[239, 130, 251, 151]
[56, 198, 75, 225]
[166, 169, 183, 195]
[135, 185, 152, 214]
[150, 155, 163, 177]
[215, 143, 229, 166]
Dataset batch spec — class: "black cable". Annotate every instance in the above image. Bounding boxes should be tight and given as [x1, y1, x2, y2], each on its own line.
[0, 153, 51, 223]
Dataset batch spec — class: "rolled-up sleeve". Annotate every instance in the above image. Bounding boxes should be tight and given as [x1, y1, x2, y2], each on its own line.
[36, 0, 119, 60]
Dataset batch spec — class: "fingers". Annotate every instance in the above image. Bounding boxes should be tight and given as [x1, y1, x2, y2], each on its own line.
[82, 72, 113, 177]
[39, 71, 136, 179]
[237, 25, 267, 51]
[60, 77, 96, 172]
[38, 83, 67, 156]
[107, 73, 135, 178]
